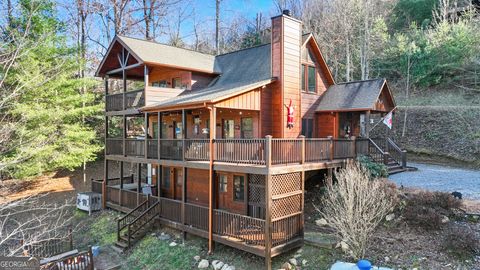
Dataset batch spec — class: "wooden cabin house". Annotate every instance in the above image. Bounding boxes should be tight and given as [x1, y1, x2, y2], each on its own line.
[93, 11, 406, 269]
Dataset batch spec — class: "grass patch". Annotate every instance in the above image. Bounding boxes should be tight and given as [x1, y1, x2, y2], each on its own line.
[74, 211, 120, 249]
[124, 235, 200, 270]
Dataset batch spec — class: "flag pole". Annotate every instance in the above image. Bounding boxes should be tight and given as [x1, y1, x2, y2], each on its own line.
[369, 106, 397, 132]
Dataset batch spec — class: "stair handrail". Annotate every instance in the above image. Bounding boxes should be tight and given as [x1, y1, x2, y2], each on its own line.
[366, 138, 388, 164]
[117, 200, 149, 239]
[386, 138, 407, 168]
[126, 201, 161, 247]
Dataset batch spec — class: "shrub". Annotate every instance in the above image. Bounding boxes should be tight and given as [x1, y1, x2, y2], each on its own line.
[442, 226, 479, 259]
[318, 161, 397, 259]
[357, 155, 388, 178]
[403, 204, 443, 230]
[402, 191, 462, 230]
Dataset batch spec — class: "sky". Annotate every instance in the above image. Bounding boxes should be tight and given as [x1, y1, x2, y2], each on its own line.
[170, 0, 278, 44]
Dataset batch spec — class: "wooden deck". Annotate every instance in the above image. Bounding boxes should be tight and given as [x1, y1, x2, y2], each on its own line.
[102, 192, 302, 257]
[105, 137, 374, 173]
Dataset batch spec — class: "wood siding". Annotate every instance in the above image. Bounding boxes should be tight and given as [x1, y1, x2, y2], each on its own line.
[270, 15, 302, 138]
[215, 89, 261, 110]
[316, 112, 338, 138]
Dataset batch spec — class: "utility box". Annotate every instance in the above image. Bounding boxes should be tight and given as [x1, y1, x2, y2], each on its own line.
[76, 192, 102, 215]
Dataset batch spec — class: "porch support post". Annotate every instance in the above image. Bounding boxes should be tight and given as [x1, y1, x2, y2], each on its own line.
[264, 135, 272, 270]
[119, 161, 124, 207]
[182, 109, 186, 160]
[123, 115, 126, 156]
[122, 49, 126, 111]
[103, 159, 108, 209]
[299, 136, 305, 238]
[103, 76, 109, 209]
[208, 106, 216, 254]
[137, 163, 141, 206]
[144, 112, 148, 159]
[181, 167, 187, 241]
[158, 112, 161, 159]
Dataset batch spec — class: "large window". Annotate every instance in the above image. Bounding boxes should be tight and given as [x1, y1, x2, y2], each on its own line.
[301, 118, 314, 138]
[233, 175, 245, 201]
[308, 66, 316, 92]
[219, 174, 228, 193]
[241, 118, 253, 138]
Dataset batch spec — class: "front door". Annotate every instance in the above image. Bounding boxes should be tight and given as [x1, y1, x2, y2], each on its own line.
[222, 119, 234, 139]
[174, 168, 183, 200]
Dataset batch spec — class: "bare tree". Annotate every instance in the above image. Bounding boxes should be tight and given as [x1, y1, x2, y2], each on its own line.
[316, 161, 396, 259]
[0, 195, 75, 256]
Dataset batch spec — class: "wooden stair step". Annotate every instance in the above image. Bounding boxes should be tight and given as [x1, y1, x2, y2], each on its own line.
[111, 245, 125, 254]
[115, 240, 128, 249]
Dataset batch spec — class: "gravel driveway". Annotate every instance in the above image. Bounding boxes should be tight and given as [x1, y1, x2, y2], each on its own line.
[389, 162, 480, 200]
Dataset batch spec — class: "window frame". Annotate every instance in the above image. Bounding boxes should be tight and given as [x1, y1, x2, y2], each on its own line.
[233, 174, 245, 202]
[218, 174, 228, 193]
[301, 64, 306, 92]
[307, 65, 316, 93]
[240, 117, 253, 139]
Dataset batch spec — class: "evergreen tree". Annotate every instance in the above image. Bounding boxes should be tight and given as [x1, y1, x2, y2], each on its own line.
[0, 0, 102, 179]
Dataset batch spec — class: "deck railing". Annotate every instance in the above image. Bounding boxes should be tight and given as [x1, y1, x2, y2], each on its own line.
[106, 138, 123, 155]
[106, 137, 393, 166]
[214, 209, 266, 246]
[305, 138, 331, 162]
[185, 203, 209, 231]
[271, 213, 302, 247]
[159, 197, 182, 223]
[105, 89, 145, 111]
[271, 139, 302, 165]
[215, 139, 266, 165]
[185, 139, 210, 161]
[159, 139, 183, 160]
[125, 138, 144, 157]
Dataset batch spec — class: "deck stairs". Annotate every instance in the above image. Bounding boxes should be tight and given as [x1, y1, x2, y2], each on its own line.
[367, 138, 416, 175]
[114, 199, 160, 252]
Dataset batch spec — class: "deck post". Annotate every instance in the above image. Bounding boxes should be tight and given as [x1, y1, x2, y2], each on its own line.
[103, 76, 109, 209]
[103, 160, 108, 209]
[352, 136, 357, 158]
[401, 150, 407, 169]
[328, 136, 334, 160]
[208, 106, 216, 254]
[144, 112, 148, 159]
[137, 163, 141, 206]
[182, 167, 187, 241]
[264, 135, 272, 270]
[157, 112, 161, 159]
[299, 135, 305, 164]
[182, 109, 186, 160]
[123, 115, 126, 157]
[119, 161, 124, 207]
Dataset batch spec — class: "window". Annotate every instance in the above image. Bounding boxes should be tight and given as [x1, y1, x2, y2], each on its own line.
[162, 167, 171, 188]
[241, 118, 253, 138]
[222, 119, 234, 139]
[233, 175, 245, 201]
[301, 118, 314, 138]
[174, 121, 183, 139]
[219, 174, 228, 193]
[308, 66, 316, 92]
[152, 80, 167, 87]
[301, 64, 306, 91]
[172, 77, 181, 89]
